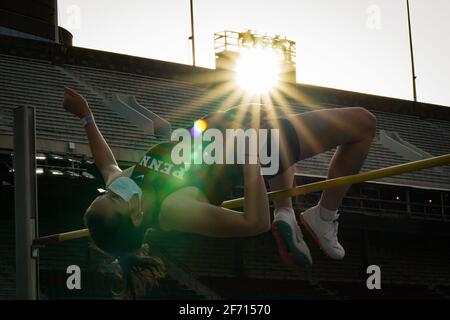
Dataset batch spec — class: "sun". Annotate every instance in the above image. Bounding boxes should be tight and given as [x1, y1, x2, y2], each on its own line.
[234, 47, 282, 94]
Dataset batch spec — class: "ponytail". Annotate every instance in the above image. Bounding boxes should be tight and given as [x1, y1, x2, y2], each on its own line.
[114, 244, 166, 299]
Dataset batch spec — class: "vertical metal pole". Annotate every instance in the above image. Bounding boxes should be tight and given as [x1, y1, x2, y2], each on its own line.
[190, 0, 196, 66]
[54, 0, 60, 43]
[406, 0, 417, 102]
[406, 189, 412, 217]
[14, 106, 39, 300]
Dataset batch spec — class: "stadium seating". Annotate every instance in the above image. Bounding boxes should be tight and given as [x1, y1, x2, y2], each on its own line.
[1, 45, 450, 299]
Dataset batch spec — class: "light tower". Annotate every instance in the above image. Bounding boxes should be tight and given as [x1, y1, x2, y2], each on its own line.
[214, 30, 297, 94]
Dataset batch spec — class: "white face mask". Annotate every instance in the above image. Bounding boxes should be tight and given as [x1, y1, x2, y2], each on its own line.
[107, 177, 142, 203]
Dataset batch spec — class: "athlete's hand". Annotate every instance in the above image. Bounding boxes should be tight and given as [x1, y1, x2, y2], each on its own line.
[63, 87, 92, 119]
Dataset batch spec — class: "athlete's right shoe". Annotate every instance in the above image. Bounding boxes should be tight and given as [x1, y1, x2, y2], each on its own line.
[300, 206, 345, 260]
[272, 208, 313, 269]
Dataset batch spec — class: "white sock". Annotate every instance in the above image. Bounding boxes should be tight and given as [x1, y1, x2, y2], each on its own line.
[274, 207, 295, 218]
[317, 203, 338, 221]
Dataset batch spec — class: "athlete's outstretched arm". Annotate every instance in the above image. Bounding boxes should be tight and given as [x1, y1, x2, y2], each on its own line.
[159, 163, 271, 237]
[63, 87, 122, 182]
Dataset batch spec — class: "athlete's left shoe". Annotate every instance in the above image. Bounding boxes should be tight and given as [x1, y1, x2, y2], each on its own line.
[272, 208, 312, 269]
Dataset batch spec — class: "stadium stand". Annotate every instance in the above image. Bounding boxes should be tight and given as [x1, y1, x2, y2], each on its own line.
[1, 34, 450, 299]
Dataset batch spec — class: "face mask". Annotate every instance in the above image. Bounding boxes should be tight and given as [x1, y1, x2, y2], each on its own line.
[107, 176, 142, 204]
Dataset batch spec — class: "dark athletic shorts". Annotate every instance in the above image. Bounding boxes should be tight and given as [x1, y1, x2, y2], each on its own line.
[202, 107, 302, 178]
[260, 116, 301, 179]
[190, 115, 302, 205]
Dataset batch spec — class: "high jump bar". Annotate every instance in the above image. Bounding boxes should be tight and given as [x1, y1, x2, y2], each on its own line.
[32, 153, 450, 246]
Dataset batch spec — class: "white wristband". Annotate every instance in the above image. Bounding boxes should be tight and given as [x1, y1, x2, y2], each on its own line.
[80, 114, 94, 127]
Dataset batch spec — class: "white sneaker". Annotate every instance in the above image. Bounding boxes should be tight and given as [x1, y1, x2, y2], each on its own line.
[272, 208, 313, 268]
[300, 206, 345, 260]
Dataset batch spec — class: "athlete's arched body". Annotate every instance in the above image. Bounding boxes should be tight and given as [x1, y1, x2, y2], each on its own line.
[63, 87, 376, 298]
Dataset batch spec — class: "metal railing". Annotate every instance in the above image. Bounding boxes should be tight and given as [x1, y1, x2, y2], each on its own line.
[296, 191, 450, 221]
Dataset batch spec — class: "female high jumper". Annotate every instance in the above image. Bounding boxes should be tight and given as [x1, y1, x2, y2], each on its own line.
[63, 87, 376, 298]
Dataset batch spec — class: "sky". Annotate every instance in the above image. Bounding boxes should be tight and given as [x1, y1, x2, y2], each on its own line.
[58, 0, 450, 107]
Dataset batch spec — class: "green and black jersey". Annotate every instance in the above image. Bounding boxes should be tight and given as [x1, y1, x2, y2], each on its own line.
[130, 141, 243, 229]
